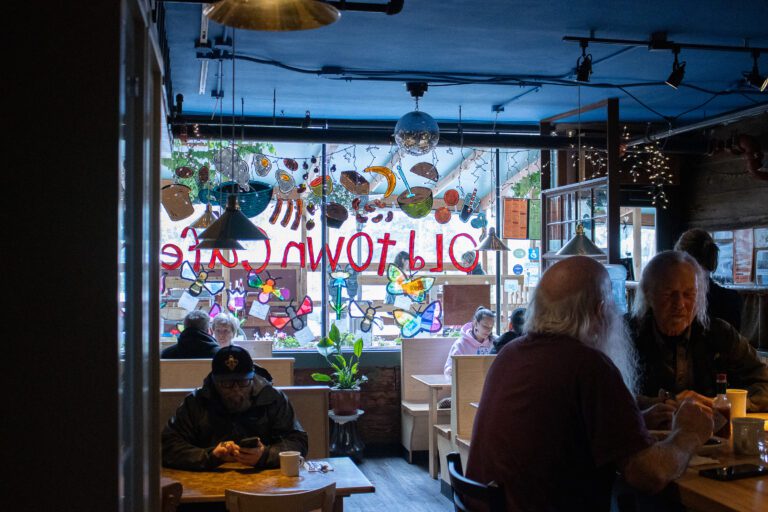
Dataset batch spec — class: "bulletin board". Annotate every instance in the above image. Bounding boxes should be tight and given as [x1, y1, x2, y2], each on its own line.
[503, 198, 529, 239]
[443, 284, 491, 326]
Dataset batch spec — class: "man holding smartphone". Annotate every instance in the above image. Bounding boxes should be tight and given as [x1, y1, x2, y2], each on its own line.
[162, 346, 308, 470]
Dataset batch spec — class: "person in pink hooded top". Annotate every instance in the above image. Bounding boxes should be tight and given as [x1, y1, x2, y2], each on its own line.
[444, 306, 496, 377]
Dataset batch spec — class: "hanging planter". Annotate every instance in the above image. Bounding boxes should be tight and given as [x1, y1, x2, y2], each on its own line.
[200, 181, 273, 218]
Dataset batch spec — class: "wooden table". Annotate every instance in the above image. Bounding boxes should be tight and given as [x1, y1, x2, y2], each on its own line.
[162, 457, 374, 512]
[670, 437, 768, 512]
[412, 374, 452, 479]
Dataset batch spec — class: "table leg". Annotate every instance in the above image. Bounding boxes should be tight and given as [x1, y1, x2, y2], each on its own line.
[333, 496, 344, 512]
[428, 387, 439, 479]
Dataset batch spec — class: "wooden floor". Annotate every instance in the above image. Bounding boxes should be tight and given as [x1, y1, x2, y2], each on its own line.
[344, 453, 453, 511]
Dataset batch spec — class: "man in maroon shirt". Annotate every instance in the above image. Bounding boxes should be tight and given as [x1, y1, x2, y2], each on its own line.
[466, 256, 713, 511]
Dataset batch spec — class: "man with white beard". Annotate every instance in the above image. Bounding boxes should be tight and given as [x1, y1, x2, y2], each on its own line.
[466, 256, 713, 512]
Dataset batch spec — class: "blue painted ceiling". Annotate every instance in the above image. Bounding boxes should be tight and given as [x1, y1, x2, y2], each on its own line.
[163, 1, 768, 126]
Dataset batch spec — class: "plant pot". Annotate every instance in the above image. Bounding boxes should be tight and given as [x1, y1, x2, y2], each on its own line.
[330, 388, 361, 416]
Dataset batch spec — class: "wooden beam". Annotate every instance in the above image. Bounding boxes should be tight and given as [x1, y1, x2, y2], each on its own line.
[607, 98, 621, 264]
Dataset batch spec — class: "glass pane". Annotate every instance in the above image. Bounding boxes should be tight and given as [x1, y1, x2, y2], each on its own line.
[565, 192, 576, 223]
[593, 216, 608, 249]
[594, 187, 608, 216]
[548, 195, 562, 222]
[548, 224, 563, 252]
[578, 189, 592, 222]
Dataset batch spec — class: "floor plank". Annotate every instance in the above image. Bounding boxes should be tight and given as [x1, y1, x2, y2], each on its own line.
[344, 454, 453, 511]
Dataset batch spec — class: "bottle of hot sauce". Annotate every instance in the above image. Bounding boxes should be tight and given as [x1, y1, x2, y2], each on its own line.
[712, 373, 731, 439]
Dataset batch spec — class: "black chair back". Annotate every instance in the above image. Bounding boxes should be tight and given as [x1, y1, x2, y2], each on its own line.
[447, 452, 505, 512]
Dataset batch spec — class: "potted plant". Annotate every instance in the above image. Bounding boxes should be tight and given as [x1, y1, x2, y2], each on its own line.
[311, 323, 368, 415]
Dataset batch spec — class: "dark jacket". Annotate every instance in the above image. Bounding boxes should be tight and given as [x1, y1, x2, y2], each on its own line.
[630, 313, 768, 412]
[162, 373, 308, 470]
[161, 328, 219, 359]
[708, 278, 742, 331]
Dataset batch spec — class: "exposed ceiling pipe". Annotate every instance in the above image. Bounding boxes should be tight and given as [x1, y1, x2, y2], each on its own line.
[625, 102, 768, 147]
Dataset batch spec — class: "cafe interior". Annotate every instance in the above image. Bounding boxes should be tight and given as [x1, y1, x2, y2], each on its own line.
[14, 1, 768, 511]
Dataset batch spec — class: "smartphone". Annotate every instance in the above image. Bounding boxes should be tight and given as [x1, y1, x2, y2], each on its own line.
[699, 464, 768, 481]
[238, 436, 262, 448]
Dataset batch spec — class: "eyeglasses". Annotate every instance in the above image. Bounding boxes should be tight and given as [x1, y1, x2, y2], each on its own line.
[216, 378, 253, 389]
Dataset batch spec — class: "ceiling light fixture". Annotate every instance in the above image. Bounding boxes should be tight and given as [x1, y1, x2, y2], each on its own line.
[556, 223, 604, 257]
[394, 82, 440, 156]
[198, 29, 270, 248]
[665, 47, 686, 89]
[204, 0, 341, 31]
[744, 51, 768, 92]
[575, 40, 593, 83]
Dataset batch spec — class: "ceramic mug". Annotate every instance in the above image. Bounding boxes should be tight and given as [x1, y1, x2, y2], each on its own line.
[726, 389, 748, 419]
[279, 451, 305, 477]
[732, 417, 765, 455]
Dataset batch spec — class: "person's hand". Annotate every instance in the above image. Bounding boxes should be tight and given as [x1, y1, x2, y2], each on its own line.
[212, 441, 238, 462]
[642, 402, 676, 430]
[675, 390, 713, 408]
[234, 441, 265, 466]
[671, 399, 713, 447]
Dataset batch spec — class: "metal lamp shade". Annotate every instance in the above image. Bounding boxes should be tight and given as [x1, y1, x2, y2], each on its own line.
[198, 194, 269, 248]
[556, 223, 604, 256]
[204, 0, 341, 31]
[475, 228, 510, 251]
[189, 203, 220, 230]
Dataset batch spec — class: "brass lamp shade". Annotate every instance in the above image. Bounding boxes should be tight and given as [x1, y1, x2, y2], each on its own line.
[556, 223, 604, 256]
[198, 195, 269, 247]
[189, 203, 220, 230]
[204, 0, 341, 31]
[475, 227, 510, 252]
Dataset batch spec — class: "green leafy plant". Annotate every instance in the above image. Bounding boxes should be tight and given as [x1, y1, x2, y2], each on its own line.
[311, 323, 368, 390]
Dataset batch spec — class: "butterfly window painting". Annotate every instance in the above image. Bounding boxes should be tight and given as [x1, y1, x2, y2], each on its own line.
[394, 300, 443, 338]
[247, 270, 290, 304]
[386, 263, 435, 303]
[269, 296, 313, 332]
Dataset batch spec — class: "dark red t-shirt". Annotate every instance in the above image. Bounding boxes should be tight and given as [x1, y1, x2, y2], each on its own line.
[466, 333, 653, 511]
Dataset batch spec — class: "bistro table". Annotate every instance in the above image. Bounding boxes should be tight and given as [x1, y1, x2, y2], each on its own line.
[412, 374, 452, 479]
[669, 434, 768, 512]
[162, 457, 374, 512]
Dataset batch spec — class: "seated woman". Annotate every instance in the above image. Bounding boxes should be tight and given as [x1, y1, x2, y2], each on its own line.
[444, 306, 496, 377]
[211, 312, 242, 348]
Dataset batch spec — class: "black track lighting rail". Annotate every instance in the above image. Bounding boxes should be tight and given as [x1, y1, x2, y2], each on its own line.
[563, 35, 768, 55]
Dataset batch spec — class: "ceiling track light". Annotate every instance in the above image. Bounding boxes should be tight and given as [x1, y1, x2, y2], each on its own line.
[744, 51, 768, 92]
[575, 40, 593, 83]
[665, 47, 686, 89]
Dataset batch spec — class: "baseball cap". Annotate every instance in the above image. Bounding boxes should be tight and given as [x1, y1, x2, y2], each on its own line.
[212, 346, 255, 380]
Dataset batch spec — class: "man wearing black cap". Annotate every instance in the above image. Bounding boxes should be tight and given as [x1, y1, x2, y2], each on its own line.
[162, 345, 308, 470]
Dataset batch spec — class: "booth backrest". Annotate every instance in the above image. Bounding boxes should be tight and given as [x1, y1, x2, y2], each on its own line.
[160, 385, 329, 459]
[400, 337, 456, 403]
[159, 340, 273, 358]
[160, 358, 294, 388]
[451, 355, 496, 441]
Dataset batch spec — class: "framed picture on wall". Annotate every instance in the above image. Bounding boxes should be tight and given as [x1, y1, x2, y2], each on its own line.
[712, 231, 734, 284]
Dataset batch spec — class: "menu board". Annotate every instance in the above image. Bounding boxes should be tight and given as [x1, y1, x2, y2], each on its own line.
[733, 229, 754, 284]
[503, 198, 529, 239]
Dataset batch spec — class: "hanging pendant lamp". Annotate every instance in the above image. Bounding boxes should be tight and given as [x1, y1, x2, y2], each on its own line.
[190, 203, 220, 230]
[475, 227, 510, 252]
[204, 0, 341, 31]
[198, 194, 269, 248]
[556, 223, 604, 256]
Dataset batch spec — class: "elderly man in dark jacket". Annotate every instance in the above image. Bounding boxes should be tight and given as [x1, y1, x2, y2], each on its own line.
[630, 251, 768, 414]
[161, 309, 220, 359]
[162, 346, 308, 470]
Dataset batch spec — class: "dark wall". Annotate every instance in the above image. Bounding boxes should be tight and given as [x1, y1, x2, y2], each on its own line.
[679, 114, 768, 232]
[8, 4, 121, 512]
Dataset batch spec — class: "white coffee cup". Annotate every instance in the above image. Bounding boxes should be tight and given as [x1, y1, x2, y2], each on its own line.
[279, 451, 304, 477]
[726, 389, 748, 419]
[732, 417, 765, 455]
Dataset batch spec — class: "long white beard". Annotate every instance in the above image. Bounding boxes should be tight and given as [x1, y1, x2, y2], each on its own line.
[582, 306, 638, 395]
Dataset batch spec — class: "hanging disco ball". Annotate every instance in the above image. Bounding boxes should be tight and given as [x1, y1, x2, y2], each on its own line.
[394, 110, 440, 156]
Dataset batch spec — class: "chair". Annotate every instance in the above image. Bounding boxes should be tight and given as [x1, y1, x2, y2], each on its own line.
[225, 483, 336, 512]
[160, 479, 183, 512]
[447, 452, 505, 512]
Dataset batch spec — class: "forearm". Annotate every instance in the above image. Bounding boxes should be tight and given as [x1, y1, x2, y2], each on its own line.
[622, 431, 699, 494]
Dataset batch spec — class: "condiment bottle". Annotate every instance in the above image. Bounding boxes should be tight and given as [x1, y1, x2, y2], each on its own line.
[712, 373, 731, 439]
